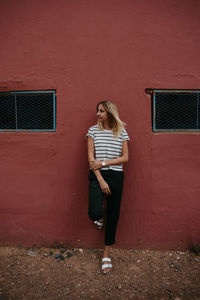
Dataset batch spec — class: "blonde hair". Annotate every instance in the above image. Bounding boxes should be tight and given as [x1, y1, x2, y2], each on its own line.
[97, 100, 125, 138]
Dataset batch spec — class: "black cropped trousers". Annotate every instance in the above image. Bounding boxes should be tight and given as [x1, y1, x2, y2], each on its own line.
[88, 170, 124, 246]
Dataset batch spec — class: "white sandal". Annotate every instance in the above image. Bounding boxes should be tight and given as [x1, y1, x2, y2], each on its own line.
[102, 257, 112, 275]
[94, 219, 103, 230]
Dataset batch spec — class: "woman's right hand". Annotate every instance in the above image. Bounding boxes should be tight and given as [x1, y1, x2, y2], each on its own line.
[98, 179, 111, 195]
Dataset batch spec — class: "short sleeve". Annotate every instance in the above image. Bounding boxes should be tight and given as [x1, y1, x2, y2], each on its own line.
[86, 127, 94, 139]
[122, 128, 130, 141]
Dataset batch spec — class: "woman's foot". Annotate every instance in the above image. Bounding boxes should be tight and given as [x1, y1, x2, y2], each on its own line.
[94, 219, 103, 230]
[102, 257, 112, 275]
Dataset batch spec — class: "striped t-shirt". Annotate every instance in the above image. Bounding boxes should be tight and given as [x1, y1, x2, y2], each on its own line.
[86, 124, 130, 171]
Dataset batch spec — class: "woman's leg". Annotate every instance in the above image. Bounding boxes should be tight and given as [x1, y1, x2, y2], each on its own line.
[103, 245, 111, 258]
[105, 178, 124, 246]
[101, 193, 122, 274]
[102, 172, 124, 274]
[88, 178, 104, 221]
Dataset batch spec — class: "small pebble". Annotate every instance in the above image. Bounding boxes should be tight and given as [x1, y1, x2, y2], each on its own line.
[66, 252, 73, 258]
[175, 264, 180, 270]
[76, 283, 81, 288]
[67, 264, 73, 269]
[27, 250, 37, 256]
[117, 284, 122, 290]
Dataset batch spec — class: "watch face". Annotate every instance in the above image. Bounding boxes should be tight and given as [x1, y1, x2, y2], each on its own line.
[102, 161, 106, 166]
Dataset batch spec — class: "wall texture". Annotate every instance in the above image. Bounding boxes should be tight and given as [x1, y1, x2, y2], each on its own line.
[0, 0, 200, 249]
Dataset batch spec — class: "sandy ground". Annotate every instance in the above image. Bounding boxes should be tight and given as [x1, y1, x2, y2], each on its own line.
[0, 245, 200, 300]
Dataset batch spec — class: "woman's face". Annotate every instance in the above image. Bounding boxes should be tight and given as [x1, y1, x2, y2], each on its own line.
[97, 104, 109, 123]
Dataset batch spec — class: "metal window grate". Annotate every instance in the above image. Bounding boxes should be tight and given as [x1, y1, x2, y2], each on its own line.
[0, 91, 56, 131]
[153, 90, 200, 131]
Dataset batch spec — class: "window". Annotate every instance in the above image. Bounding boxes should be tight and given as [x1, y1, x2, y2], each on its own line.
[152, 90, 200, 132]
[0, 90, 56, 131]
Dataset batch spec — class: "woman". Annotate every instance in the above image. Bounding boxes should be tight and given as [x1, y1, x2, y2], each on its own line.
[86, 100, 130, 275]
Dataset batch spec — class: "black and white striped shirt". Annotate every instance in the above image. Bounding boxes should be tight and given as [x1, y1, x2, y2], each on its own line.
[86, 124, 130, 171]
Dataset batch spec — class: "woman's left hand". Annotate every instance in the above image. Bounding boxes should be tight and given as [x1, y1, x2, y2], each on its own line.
[90, 160, 102, 170]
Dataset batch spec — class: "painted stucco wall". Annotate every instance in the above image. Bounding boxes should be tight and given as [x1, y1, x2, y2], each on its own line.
[0, 0, 200, 249]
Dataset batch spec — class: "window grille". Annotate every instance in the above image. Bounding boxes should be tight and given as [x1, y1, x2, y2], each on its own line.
[152, 90, 200, 132]
[0, 91, 56, 131]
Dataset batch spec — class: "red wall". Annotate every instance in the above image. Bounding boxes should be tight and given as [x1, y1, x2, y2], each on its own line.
[0, 0, 200, 249]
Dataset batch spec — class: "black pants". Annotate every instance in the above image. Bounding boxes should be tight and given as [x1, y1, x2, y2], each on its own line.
[88, 170, 124, 246]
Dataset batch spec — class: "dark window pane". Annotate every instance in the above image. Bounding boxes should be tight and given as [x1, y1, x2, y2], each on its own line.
[0, 93, 16, 129]
[155, 93, 197, 130]
[16, 93, 54, 130]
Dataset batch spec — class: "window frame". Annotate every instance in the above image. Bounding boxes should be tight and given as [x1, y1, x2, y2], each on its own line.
[152, 89, 200, 132]
[0, 90, 56, 132]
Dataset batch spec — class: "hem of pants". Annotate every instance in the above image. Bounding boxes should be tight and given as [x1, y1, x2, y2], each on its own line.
[105, 240, 115, 246]
[88, 214, 103, 221]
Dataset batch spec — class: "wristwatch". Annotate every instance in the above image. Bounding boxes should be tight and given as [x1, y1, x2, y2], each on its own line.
[101, 161, 106, 167]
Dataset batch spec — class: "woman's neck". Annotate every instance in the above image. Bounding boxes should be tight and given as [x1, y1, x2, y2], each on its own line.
[102, 121, 111, 130]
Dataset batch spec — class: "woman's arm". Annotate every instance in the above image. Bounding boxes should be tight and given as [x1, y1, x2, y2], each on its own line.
[87, 136, 111, 195]
[90, 140, 129, 170]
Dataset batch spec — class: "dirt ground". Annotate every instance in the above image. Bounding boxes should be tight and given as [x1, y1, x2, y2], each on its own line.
[0, 245, 200, 300]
